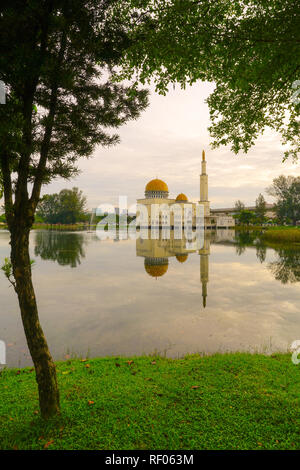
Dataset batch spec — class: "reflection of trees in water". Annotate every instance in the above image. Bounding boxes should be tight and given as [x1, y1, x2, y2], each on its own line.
[34, 231, 86, 268]
[234, 231, 257, 256]
[234, 231, 266, 262]
[268, 248, 300, 284]
[212, 230, 267, 262]
[255, 244, 267, 263]
[234, 231, 300, 282]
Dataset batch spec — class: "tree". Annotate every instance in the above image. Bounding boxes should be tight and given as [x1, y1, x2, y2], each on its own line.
[0, 1, 148, 418]
[234, 210, 255, 226]
[58, 188, 87, 224]
[37, 188, 87, 224]
[267, 175, 300, 225]
[36, 193, 60, 224]
[0, 174, 3, 199]
[234, 200, 245, 213]
[255, 193, 267, 224]
[119, 0, 300, 160]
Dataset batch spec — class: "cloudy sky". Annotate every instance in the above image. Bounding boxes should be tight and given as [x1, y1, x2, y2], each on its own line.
[44, 80, 299, 210]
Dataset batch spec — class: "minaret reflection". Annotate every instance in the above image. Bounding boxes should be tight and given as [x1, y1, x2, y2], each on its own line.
[198, 232, 211, 308]
[136, 229, 210, 306]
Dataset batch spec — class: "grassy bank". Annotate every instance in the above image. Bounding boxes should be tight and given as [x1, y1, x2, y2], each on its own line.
[233, 226, 300, 244]
[234, 225, 265, 231]
[32, 223, 87, 231]
[262, 227, 300, 244]
[0, 223, 88, 231]
[0, 224, 132, 231]
[0, 353, 300, 450]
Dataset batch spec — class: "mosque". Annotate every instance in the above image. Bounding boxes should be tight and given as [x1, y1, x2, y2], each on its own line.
[136, 150, 235, 229]
[135, 150, 235, 307]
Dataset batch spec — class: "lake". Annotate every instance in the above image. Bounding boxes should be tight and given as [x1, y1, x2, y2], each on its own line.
[0, 229, 300, 367]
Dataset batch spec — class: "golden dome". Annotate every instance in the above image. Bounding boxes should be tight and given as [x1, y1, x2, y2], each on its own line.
[176, 254, 188, 263]
[175, 193, 188, 202]
[145, 179, 168, 193]
[144, 259, 168, 278]
[145, 264, 168, 277]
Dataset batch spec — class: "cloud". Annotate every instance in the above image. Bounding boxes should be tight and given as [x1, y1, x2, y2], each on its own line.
[37, 81, 300, 209]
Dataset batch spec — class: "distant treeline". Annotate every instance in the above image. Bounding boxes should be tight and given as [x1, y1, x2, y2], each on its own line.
[34, 187, 135, 225]
[234, 175, 300, 227]
[36, 187, 88, 224]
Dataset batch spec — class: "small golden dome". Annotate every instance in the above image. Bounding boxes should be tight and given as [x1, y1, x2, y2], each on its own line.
[145, 179, 168, 193]
[175, 193, 188, 202]
[176, 254, 188, 263]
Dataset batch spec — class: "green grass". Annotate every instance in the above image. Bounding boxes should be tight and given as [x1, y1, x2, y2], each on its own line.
[233, 226, 300, 244]
[234, 225, 265, 230]
[0, 224, 134, 231]
[0, 223, 87, 231]
[262, 228, 300, 244]
[0, 353, 300, 450]
[32, 223, 87, 231]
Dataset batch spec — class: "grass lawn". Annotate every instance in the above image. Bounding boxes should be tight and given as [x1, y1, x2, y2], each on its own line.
[0, 353, 300, 450]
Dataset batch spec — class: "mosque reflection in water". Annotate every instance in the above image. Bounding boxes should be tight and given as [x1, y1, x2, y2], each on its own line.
[33, 228, 300, 307]
[136, 229, 211, 308]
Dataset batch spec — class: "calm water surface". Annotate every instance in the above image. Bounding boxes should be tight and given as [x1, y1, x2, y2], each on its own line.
[1, 229, 300, 367]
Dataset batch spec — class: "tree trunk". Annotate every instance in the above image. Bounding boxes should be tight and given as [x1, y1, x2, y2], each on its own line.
[10, 224, 60, 419]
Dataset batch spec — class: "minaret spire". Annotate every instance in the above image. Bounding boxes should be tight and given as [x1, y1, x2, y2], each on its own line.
[200, 149, 208, 202]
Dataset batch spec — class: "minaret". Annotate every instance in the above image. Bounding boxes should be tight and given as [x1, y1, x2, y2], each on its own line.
[200, 150, 208, 202]
[199, 150, 210, 220]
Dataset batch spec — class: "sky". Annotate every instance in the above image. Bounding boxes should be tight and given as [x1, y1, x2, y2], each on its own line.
[42, 80, 300, 210]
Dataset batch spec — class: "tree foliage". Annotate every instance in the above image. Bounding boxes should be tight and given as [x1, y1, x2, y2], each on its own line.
[118, 0, 300, 160]
[37, 187, 87, 224]
[234, 200, 245, 212]
[267, 175, 300, 225]
[0, 1, 149, 225]
[255, 193, 267, 224]
[234, 209, 255, 226]
[0, 173, 3, 199]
